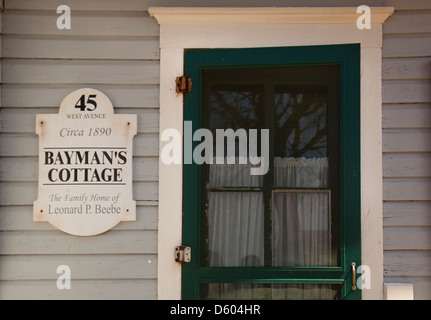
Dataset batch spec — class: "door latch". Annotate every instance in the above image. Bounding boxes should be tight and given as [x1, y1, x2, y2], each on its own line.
[174, 246, 191, 264]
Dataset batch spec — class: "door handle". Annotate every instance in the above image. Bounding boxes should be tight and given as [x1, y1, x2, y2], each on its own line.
[351, 262, 357, 291]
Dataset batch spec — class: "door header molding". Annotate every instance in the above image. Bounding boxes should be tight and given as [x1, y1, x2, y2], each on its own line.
[150, 7, 394, 25]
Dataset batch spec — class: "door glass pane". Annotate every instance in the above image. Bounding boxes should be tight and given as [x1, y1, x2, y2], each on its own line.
[204, 192, 264, 267]
[272, 191, 334, 266]
[274, 85, 328, 167]
[200, 283, 341, 300]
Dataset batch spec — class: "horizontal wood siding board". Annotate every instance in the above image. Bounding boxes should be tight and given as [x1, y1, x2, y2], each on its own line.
[383, 80, 431, 103]
[0, 157, 38, 182]
[384, 0, 431, 10]
[0, 279, 157, 299]
[2, 59, 160, 85]
[383, 104, 431, 129]
[4, 0, 154, 11]
[0, 133, 159, 157]
[2, 84, 160, 108]
[382, 58, 431, 80]
[0, 254, 157, 280]
[0, 107, 159, 134]
[384, 251, 431, 276]
[0, 205, 158, 231]
[384, 226, 431, 250]
[2, 10, 159, 36]
[0, 230, 157, 255]
[384, 201, 431, 227]
[0, 181, 158, 205]
[2, 35, 160, 60]
[383, 153, 431, 177]
[0, 134, 38, 156]
[383, 128, 431, 152]
[383, 178, 431, 201]
[383, 34, 431, 58]
[383, 9, 431, 34]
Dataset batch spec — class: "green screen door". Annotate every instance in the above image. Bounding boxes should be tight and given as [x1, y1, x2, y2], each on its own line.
[182, 44, 361, 300]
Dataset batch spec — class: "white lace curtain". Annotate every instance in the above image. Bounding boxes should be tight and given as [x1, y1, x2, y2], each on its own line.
[207, 157, 331, 267]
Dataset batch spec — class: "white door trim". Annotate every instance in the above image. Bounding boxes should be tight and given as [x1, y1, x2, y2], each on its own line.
[149, 6, 394, 300]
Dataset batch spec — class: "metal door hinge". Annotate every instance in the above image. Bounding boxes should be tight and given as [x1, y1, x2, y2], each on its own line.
[176, 76, 192, 94]
[174, 246, 191, 264]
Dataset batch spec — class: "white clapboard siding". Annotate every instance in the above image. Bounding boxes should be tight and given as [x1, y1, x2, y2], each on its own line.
[383, 129, 431, 152]
[383, 80, 431, 104]
[2, 84, 159, 108]
[383, 153, 431, 177]
[0, 5, 2, 115]
[3, 35, 160, 60]
[384, 251, 431, 277]
[0, 133, 159, 157]
[0, 107, 160, 134]
[0, 2, 162, 298]
[0, 157, 38, 181]
[4, 0, 153, 11]
[383, 34, 431, 58]
[2, 10, 159, 36]
[382, 58, 431, 80]
[0, 134, 38, 156]
[383, 7, 431, 297]
[384, 227, 431, 250]
[0, 230, 157, 255]
[0, 205, 158, 231]
[383, 104, 431, 129]
[0, 254, 157, 281]
[0, 280, 157, 300]
[2, 60, 159, 85]
[383, 9, 431, 34]
[384, 201, 431, 227]
[384, 0, 431, 10]
[383, 178, 431, 201]
[0, 181, 158, 205]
